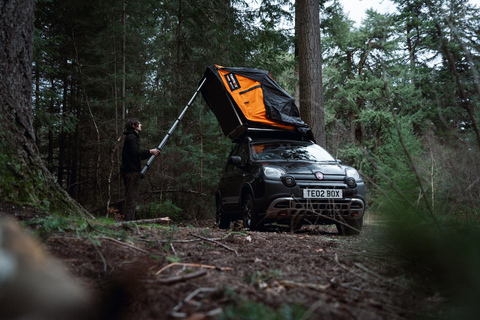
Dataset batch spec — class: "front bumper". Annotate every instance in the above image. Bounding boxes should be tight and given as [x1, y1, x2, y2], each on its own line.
[250, 175, 366, 224]
[264, 197, 365, 222]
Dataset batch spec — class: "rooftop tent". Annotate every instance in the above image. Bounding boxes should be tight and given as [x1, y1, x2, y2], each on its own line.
[200, 65, 314, 141]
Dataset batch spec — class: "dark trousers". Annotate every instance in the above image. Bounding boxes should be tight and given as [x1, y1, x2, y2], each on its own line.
[121, 172, 140, 221]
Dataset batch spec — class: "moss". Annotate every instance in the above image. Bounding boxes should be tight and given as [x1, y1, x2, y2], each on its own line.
[0, 144, 78, 215]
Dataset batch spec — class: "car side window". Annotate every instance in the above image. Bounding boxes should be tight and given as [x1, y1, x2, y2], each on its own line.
[225, 142, 249, 173]
[226, 145, 240, 172]
[238, 143, 249, 166]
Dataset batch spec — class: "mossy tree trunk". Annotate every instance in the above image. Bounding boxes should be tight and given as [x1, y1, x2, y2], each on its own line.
[0, 0, 88, 216]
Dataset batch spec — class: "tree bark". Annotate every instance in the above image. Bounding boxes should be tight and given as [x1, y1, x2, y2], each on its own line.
[122, 0, 126, 119]
[0, 0, 90, 216]
[296, 0, 326, 145]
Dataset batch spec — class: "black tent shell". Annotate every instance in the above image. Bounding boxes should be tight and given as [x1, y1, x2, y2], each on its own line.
[200, 65, 314, 141]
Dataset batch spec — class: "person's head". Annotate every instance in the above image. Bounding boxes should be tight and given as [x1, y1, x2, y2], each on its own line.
[125, 118, 142, 132]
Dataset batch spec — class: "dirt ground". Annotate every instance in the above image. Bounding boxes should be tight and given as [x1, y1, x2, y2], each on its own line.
[4, 206, 444, 320]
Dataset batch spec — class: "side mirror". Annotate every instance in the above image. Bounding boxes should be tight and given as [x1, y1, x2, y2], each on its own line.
[337, 159, 343, 164]
[228, 156, 242, 166]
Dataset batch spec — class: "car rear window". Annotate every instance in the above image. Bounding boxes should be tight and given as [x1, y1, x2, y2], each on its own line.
[250, 142, 335, 161]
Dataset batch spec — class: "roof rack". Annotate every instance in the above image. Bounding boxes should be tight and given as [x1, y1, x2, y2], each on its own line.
[232, 127, 313, 143]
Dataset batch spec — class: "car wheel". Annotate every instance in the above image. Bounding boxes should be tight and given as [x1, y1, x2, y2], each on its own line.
[336, 216, 363, 236]
[242, 194, 262, 231]
[216, 197, 230, 229]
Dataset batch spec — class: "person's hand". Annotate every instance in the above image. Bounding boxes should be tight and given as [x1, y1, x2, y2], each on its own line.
[150, 148, 160, 156]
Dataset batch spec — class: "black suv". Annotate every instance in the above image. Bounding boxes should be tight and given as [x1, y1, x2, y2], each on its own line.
[215, 135, 366, 235]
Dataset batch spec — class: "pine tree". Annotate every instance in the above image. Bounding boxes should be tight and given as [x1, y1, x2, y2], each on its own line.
[1, 0, 87, 215]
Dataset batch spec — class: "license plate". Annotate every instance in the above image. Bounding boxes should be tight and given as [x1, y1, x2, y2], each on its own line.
[303, 189, 343, 199]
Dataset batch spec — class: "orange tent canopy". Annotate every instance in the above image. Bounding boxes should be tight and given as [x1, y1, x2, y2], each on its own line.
[200, 65, 313, 141]
[217, 68, 295, 130]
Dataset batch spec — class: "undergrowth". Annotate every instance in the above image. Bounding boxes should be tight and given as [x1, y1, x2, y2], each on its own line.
[24, 214, 135, 242]
[219, 300, 308, 320]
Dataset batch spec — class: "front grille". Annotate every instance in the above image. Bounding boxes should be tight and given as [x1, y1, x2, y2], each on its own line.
[265, 197, 364, 220]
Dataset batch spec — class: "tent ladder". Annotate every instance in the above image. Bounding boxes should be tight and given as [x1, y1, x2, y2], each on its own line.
[140, 77, 207, 178]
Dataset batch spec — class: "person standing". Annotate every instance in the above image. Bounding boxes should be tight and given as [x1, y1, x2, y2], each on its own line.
[120, 118, 160, 221]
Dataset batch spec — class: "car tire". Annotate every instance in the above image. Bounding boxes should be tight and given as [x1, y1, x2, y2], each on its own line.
[216, 197, 230, 229]
[242, 194, 262, 231]
[336, 216, 363, 236]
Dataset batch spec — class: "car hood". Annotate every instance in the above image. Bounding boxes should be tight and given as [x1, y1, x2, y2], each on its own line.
[262, 161, 347, 176]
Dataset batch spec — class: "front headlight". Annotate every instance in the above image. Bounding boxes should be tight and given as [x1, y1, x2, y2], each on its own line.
[263, 166, 286, 179]
[345, 168, 361, 181]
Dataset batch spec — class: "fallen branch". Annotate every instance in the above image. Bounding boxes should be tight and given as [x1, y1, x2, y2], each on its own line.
[98, 236, 148, 254]
[279, 280, 330, 291]
[339, 283, 395, 294]
[156, 262, 232, 275]
[354, 262, 408, 290]
[55, 235, 149, 255]
[299, 299, 326, 320]
[157, 238, 219, 243]
[334, 252, 351, 271]
[171, 288, 219, 318]
[169, 243, 177, 256]
[334, 253, 370, 283]
[191, 233, 238, 256]
[335, 248, 406, 264]
[117, 217, 171, 225]
[150, 189, 207, 197]
[269, 204, 361, 234]
[157, 269, 207, 285]
[92, 242, 107, 272]
[86, 220, 108, 234]
[157, 231, 239, 243]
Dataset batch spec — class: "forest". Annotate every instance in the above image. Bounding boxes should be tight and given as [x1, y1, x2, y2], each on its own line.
[1, 0, 480, 318]
[25, 0, 480, 223]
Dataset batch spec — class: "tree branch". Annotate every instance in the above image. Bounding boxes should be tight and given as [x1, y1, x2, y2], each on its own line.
[191, 233, 238, 256]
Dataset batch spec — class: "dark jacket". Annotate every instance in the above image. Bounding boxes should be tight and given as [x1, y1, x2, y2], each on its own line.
[121, 128, 151, 173]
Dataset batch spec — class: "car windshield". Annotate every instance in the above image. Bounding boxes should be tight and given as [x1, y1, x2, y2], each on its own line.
[250, 141, 336, 161]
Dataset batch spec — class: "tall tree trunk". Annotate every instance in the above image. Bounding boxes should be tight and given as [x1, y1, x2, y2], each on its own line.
[175, 0, 184, 101]
[296, 0, 326, 145]
[404, 0, 419, 78]
[47, 78, 55, 172]
[0, 0, 89, 216]
[122, 0, 126, 118]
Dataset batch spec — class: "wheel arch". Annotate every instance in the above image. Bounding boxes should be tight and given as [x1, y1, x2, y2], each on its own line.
[240, 184, 255, 203]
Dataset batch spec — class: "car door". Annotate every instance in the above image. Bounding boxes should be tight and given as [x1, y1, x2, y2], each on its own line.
[219, 142, 249, 212]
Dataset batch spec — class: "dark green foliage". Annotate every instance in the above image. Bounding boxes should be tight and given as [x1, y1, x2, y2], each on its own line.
[369, 119, 424, 217]
[319, 5, 480, 316]
[385, 205, 480, 319]
[315, 2, 480, 317]
[32, 0, 295, 219]
[245, 269, 283, 285]
[26, 215, 72, 239]
[219, 300, 308, 320]
[322, 0, 480, 208]
[30, 0, 480, 232]
[138, 200, 182, 221]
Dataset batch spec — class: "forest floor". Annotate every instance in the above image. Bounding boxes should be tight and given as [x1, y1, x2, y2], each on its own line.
[4, 206, 450, 320]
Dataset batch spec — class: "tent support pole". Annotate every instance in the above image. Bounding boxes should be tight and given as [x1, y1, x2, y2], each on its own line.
[140, 77, 207, 178]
